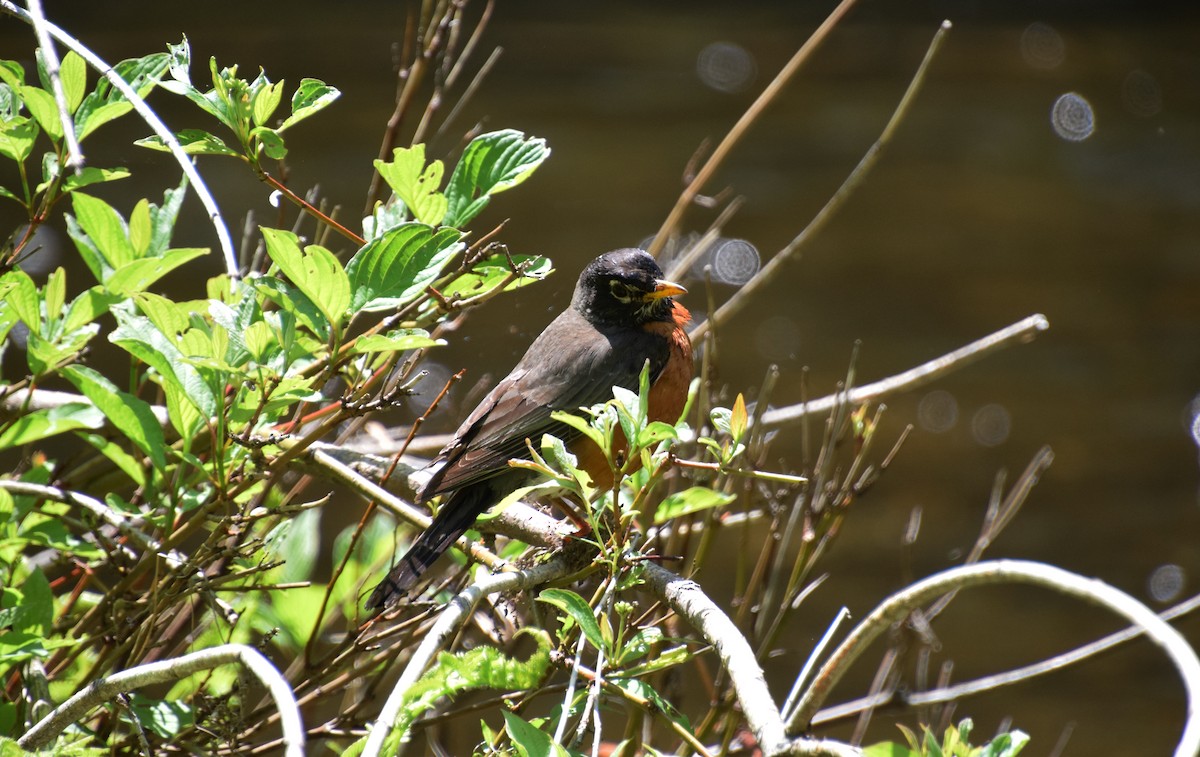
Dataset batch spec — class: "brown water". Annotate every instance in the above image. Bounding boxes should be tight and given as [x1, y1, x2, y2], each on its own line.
[4, 1, 1200, 754]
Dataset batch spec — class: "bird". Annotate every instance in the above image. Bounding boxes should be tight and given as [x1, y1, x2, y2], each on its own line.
[367, 248, 693, 611]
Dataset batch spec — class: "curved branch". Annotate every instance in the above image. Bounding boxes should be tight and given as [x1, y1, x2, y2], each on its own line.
[642, 562, 862, 757]
[761, 314, 1049, 428]
[362, 558, 576, 757]
[19, 644, 303, 756]
[786, 559, 1200, 757]
[0, 0, 239, 277]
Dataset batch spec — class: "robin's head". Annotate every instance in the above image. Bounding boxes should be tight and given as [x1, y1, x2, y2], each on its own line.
[572, 249, 687, 327]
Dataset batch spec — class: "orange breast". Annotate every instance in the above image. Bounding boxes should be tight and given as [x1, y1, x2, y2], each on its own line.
[569, 302, 693, 490]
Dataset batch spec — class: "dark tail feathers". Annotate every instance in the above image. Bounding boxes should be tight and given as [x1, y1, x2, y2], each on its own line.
[366, 486, 491, 612]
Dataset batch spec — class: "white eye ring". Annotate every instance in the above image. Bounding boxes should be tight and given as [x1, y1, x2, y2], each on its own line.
[608, 280, 635, 303]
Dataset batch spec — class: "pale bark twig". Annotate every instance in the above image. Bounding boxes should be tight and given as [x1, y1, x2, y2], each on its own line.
[787, 559, 1200, 757]
[19, 644, 303, 756]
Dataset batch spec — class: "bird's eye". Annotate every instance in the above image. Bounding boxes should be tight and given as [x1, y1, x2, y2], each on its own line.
[608, 280, 635, 303]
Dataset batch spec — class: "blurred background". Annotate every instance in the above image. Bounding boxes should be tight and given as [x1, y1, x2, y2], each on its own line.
[4, 0, 1200, 753]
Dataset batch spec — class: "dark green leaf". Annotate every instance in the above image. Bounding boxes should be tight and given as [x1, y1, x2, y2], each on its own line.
[443, 129, 550, 228]
[345, 223, 463, 312]
[11, 570, 52, 635]
[502, 711, 570, 757]
[537, 588, 607, 654]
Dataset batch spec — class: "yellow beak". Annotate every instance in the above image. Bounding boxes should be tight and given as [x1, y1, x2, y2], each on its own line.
[644, 278, 687, 301]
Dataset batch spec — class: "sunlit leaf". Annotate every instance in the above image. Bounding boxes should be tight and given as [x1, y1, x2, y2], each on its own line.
[135, 129, 238, 157]
[443, 129, 550, 228]
[105, 248, 207, 296]
[0, 116, 37, 162]
[63, 365, 166, 472]
[374, 144, 447, 226]
[261, 227, 350, 327]
[0, 402, 105, 449]
[653, 487, 735, 524]
[279, 78, 340, 131]
[537, 588, 607, 654]
[350, 328, 444, 354]
[345, 223, 463, 312]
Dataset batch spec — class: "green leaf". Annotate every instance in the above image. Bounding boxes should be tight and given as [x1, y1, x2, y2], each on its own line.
[59, 51, 86, 113]
[978, 731, 1030, 757]
[105, 247, 207, 296]
[502, 711, 571, 757]
[129, 198, 152, 255]
[252, 79, 284, 126]
[12, 570, 52, 635]
[374, 145, 447, 226]
[63, 365, 166, 472]
[71, 192, 135, 269]
[251, 276, 330, 342]
[61, 165, 131, 193]
[76, 101, 132, 141]
[439, 254, 553, 300]
[537, 588, 607, 654]
[279, 78, 340, 131]
[3, 268, 40, 334]
[653, 487, 736, 524]
[443, 129, 550, 228]
[614, 626, 663, 666]
[863, 743, 921, 757]
[63, 286, 119, 333]
[135, 129, 239, 157]
[80, 432, 146, 487]
[0, 116, 37, 162]
[17, 85, 61, 141]
[124, 694, 194, 740]
[110, 309, 218, 421]
[0, 402, 105, 449]
[253, 126, 286, 160]
[345, 223, 463, 312]
[351, 328, 444, 354]
[261, 228, 350, 327]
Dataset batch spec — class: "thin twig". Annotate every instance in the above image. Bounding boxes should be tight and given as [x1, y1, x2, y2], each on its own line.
[761, 314, 1049, 428]
[20, 644, 304, 756]
[647, 0, 860, 255]
[25, 0, 84, 173]
[688, 20, 952, 344]
[813, 590, 1200, 726]
[786, 559, 1200, 757]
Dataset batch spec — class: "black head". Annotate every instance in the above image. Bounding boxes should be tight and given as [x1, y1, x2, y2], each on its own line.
[571, 249, 686, 327]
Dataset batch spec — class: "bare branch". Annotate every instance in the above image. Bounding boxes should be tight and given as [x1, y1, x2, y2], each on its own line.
[19, 644, 304, 756]
[761, 314, 1050, 428]
[787, 559, 1200, 757]
[25, 0, 84, 173]
[642, 562, 862, 757]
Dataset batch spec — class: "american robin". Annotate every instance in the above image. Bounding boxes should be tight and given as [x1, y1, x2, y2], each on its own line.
[367, 248, 693, 610]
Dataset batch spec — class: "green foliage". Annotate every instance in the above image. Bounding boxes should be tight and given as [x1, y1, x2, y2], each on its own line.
[865, 719, 1030, 757]
[0, 23, 558, 755]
